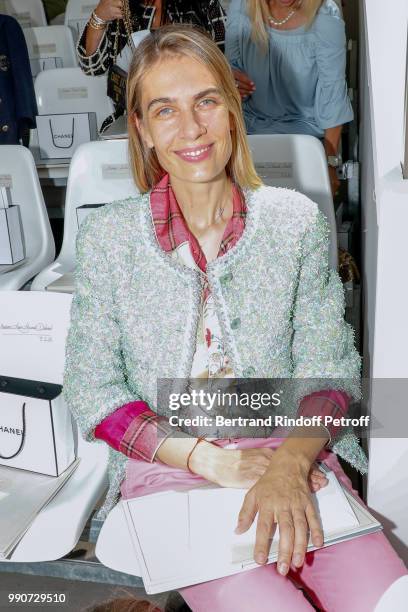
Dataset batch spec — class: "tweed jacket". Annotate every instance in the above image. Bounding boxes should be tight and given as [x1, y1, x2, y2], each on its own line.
[63, 185, 368, 519]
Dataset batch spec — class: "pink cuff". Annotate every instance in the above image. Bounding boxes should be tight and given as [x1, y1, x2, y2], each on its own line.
[94, 401, 152, 450]
[298, 390, 350, 442]
[119, 413, 174, 463]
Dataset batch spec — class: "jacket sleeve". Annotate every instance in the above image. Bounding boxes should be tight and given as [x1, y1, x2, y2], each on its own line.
[77, 19, 126, 76]
[290, 209, 361, 442]
[7, 16, 38, 130]
[225, 0, 245, 72]
[63, 215, 137, 441]
[314, 9, 353, 130]
[198, 0, 226, 51]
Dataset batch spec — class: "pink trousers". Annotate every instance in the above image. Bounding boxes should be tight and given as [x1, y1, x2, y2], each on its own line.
[121, 438, 407, 612]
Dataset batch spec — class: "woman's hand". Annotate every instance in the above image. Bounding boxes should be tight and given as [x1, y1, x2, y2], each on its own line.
[235, 447, 325, 575]
[190, 443, 328, 492]
[328, 165, 340, 196]
[232, 69, 256, 99]
[94, 0, 123, 21]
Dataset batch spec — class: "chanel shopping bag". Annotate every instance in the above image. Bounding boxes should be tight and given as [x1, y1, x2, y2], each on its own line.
[36, 112, 98, 160]
[0, 187, 25, 265]
[0, 376, 76, 477]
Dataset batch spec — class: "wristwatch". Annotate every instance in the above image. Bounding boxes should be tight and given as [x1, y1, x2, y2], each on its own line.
[327, 155, 342, 168]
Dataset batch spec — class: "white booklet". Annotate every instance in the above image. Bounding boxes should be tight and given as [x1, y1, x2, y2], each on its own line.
[0, 459, 80, 559]
[122, 463, 382, 594]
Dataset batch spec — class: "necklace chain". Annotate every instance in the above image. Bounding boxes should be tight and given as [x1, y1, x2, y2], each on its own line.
[268, 0, 302, 27]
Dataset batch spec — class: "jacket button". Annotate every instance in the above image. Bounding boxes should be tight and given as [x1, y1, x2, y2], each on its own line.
[220, 272, 233, 285]
[230, 317, 241, 330]
[243, 367, 256, 377]
[1, 125, 8, 132]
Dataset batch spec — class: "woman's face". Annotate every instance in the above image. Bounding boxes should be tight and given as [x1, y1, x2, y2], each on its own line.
[134, 54, 233, 185]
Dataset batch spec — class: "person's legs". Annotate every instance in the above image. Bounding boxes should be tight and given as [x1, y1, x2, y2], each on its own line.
[180, 564, 314, 612]
[289, 451, 408, 612]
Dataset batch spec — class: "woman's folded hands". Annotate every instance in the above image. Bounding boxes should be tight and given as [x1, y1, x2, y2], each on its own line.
[189, 443, 327, 493]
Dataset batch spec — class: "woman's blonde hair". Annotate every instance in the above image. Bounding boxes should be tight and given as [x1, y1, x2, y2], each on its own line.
[247, 0, 323, 48]
[126, 25, 262, 193]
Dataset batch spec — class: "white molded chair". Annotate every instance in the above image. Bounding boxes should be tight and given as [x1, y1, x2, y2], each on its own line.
[0, 146, 55, 290]
[34, 67, 113, 129]
[24, 26, 78, 77]
[0, 0, 47, 27]
[247, 134, 338, 269]
[374, 576, 408, 611]
[31, 139, 140, 291]
[96, 501, 141, 576]
[64, 0, 97, 42]
[0, 291, 109, 562]
[30, 67, 114, 161]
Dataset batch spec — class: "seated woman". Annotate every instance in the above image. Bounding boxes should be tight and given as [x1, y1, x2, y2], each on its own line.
[77, 0, 226, 132]
[64, 25, 407, 612]
[226, 0, 352, 194]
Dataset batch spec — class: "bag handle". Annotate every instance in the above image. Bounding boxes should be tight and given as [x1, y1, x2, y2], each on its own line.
[0, 403, 26, 460]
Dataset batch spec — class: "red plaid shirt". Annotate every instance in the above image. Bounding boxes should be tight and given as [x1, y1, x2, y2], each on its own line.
[95, 175, 349, 461]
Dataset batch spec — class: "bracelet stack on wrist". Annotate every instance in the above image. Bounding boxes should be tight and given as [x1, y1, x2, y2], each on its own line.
[89, 10, 108, 30]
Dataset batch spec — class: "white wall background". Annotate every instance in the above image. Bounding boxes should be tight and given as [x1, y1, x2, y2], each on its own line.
[360, 0, 408, 563]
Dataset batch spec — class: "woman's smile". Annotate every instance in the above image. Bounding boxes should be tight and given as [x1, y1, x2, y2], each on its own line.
[174, 143, 214, 163]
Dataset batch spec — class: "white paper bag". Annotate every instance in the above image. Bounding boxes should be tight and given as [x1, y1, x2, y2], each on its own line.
[0, 376, 76, 476]
[0, 206, 25, 265]
[30, 56, 63, 78]
[36, 112, 98, 161]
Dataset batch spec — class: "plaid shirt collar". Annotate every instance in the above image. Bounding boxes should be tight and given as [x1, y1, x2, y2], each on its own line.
[150, 173, 247, 272]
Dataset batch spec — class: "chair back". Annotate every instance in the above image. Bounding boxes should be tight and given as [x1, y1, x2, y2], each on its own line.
[247, 134, 338, 269]
[0, 0, 47, 27]
[34, 67, 114, 130]
[0, 146, 55, 290]
[64, 0, 97, 42]
[24, 26, 78, 77]
[31, 139, 139, 291]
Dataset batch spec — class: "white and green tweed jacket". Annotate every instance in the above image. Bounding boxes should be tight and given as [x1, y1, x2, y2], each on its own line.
[63, 185, 368, 519]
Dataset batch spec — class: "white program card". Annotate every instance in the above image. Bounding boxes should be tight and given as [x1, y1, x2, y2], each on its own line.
[0, 292, 72, 384]
[189, 471, 359, 564]
[125, 490, 193, 583]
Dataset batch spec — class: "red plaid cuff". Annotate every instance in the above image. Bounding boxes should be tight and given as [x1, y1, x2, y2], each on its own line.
[119, 411, 175, 462]
[298, 390, 350, 445]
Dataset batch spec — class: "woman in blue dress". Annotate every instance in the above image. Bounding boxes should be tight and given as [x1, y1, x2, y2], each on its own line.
[226, 0, 352, 194]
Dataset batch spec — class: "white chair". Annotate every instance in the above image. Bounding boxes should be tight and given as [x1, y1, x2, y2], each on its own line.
[0, 291, 109, 563]
[247, 134, 338, 270]
[0, 0, 47, 27]
[96, 501, 141, 577]
[23, 26, 78, 78]
[29, 67, 114, 162]
[34, 67, 114, 130]
[0, 146, 55, 291]
[31, 139, 140, 291]
[64, 0, 97, 42]
[374, 576, 408, 611]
